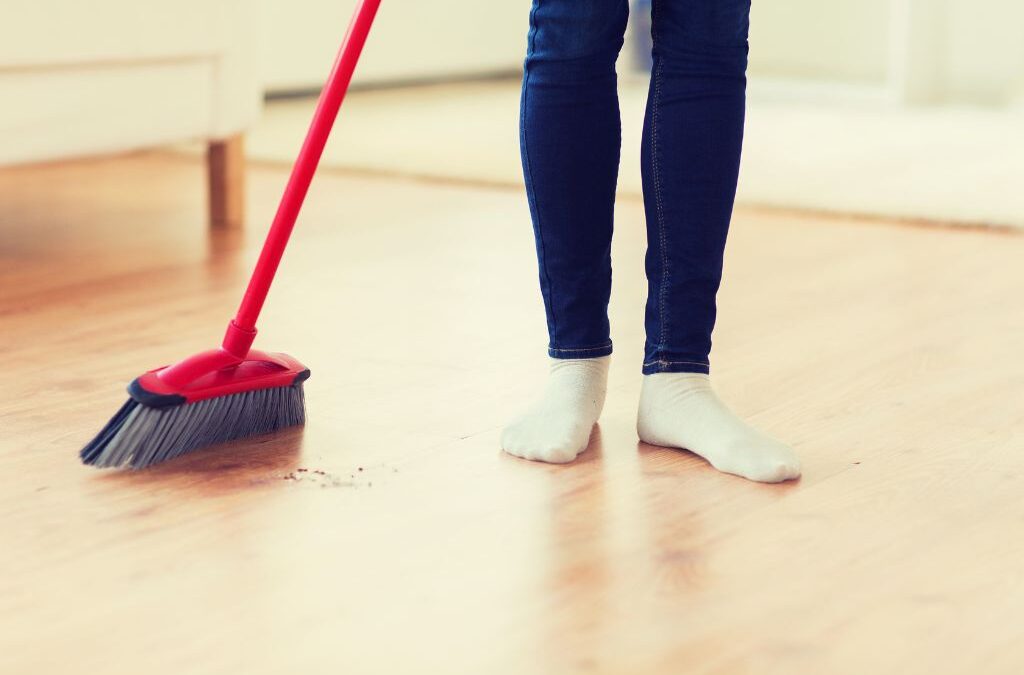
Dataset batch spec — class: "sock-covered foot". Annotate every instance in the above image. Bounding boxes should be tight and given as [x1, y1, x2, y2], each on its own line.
[637, 373, 801, 483]
[501, 356, 610, 464]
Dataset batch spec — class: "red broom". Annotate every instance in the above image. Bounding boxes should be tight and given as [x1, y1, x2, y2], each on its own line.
[81, 0, 383, 469]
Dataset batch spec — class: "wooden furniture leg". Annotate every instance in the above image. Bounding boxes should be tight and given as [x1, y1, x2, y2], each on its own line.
[207, 134, 245, 228]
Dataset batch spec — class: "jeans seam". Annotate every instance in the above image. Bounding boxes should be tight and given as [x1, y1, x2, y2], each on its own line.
[650, 4, 669, 355]
[521, 1, 557, 337]
[642, 359, 709, 367]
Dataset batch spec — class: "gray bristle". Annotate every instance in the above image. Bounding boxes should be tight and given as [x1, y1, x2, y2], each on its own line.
[80, 384, 306, 470]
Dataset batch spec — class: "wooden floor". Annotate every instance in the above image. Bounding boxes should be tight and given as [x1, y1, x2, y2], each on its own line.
[2, 153, 1023, 674]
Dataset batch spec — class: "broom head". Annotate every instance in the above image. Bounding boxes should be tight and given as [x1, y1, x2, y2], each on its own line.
[80, 349, 309, 470]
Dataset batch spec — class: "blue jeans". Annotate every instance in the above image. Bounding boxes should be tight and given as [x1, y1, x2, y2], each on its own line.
[520, 0, 750, 374]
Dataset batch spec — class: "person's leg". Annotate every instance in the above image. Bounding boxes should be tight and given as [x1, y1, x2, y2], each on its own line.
[502, 0, 629, 464]
[636, 0, 800, 482]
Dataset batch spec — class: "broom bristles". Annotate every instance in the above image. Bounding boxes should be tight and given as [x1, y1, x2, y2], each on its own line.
[80, 384, 306, 469]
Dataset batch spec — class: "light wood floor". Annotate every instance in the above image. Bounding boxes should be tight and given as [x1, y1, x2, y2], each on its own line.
[2, 153, 1023, 675]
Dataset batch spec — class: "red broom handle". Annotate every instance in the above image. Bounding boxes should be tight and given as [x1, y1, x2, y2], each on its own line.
[224, 0, 382, 354]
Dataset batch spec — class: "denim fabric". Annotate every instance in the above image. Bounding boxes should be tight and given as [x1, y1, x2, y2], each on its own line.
[520, 0, 751, 374]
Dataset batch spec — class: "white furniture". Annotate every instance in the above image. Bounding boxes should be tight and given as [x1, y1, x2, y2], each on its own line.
[0, 0, 263, 227]
[257, 0, 526, 93]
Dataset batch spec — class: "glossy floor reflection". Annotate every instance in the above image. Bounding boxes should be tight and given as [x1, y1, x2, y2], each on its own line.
[2, 152, 1023, 674]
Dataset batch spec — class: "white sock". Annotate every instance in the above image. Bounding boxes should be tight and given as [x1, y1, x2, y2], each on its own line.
[637, 373, 801, 483]
[501, 356, 609, 464]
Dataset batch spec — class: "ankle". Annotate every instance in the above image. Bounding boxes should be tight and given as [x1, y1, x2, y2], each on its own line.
[639, 371, 712, 409]
[549, 355, 610, 376]
[544, 356, 610, 401]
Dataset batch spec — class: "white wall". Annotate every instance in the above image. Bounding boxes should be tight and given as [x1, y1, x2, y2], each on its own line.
[749, 0, 891, 85]
[942, 0, 1024, 103]
[258, 0, 1024, 106]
